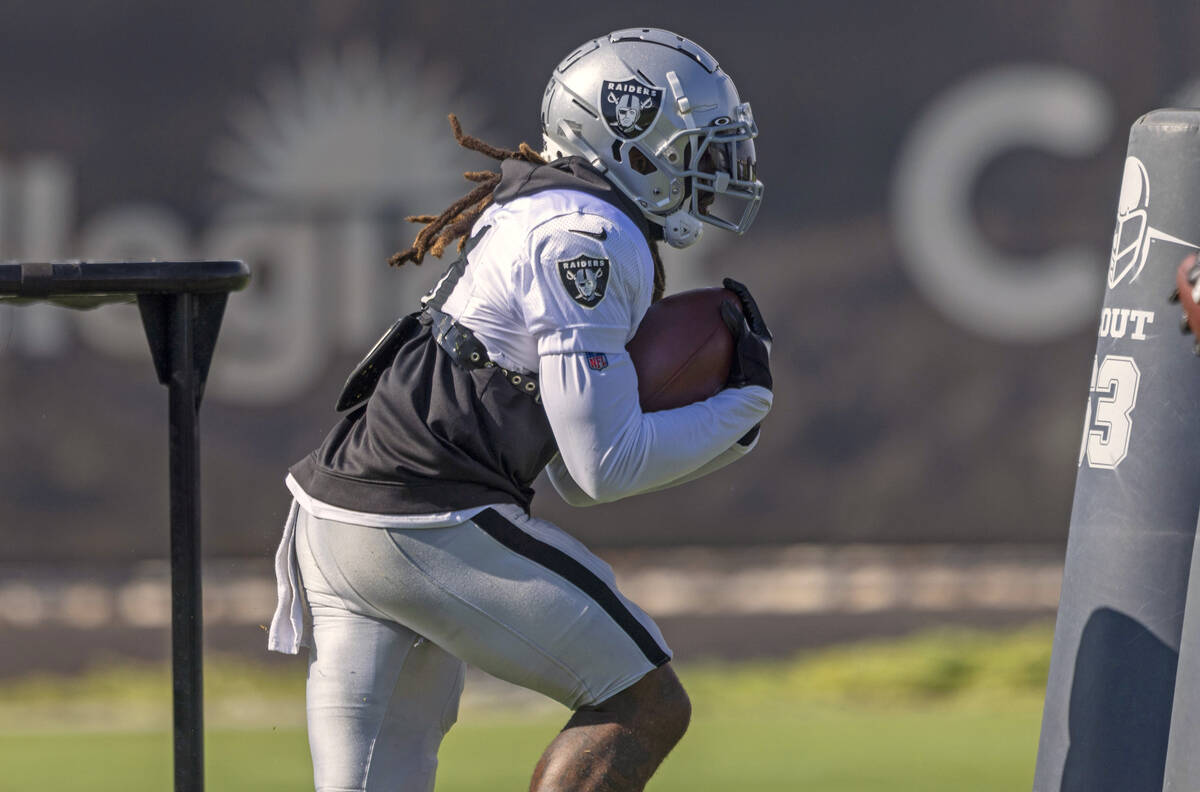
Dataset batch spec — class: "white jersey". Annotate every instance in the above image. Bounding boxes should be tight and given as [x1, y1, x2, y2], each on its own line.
[440, 189, 655, 373]
[444, 185, 771, 506]
[290, 172, 771, 526]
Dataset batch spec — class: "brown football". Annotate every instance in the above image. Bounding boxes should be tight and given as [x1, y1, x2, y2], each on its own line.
[626, 287, 742, 412]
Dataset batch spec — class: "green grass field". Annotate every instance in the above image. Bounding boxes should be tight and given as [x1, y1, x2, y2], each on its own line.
[0, 624, 1052, 791]
[0, 708, 1041, 792]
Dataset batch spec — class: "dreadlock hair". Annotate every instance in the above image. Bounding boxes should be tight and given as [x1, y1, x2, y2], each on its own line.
[389, 114, 666, 302]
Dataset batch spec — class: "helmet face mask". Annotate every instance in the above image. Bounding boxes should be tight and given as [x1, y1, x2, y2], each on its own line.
[660, 103, 762, 236]
[541, 29, 764, 248]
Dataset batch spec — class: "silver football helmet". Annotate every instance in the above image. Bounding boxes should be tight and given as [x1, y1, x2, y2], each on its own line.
[541, 28, 763, 248]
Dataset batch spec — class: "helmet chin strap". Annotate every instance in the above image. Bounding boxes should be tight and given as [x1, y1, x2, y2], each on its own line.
[660, 208, 704, 248]
[549, 124, 704, 249]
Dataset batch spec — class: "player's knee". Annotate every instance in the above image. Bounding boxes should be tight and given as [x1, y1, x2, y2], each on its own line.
[596, 664, 691, 744]
[653, 667, 691, 745]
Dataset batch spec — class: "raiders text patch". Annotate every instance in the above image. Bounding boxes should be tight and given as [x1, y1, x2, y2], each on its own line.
[601, 78, 664, 140]
[558, 255, 610, 308]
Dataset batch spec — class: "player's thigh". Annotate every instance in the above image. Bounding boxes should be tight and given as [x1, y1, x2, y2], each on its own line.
[341, 504, 672, 710]
[299, 518, 466, 792]
[304, 603, 465, 791]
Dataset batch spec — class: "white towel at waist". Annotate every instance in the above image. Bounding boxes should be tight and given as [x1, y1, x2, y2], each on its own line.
[268, 498, 309, 655]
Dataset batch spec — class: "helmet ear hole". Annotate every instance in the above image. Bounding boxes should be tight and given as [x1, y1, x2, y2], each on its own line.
[628, 146, 658, 175]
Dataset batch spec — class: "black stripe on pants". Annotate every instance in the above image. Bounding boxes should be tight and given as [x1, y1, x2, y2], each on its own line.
[470, 508, 670, 668]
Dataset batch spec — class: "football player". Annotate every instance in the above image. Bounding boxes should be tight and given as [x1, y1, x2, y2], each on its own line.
[269, 28, 772, 792]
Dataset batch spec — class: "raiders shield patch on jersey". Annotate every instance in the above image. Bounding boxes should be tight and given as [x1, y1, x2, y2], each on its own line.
[558, 255, 610, 308]
[601, 78, 664, 140]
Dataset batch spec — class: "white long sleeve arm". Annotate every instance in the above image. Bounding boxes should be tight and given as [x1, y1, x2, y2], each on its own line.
[539, 351, 772, 504]
[546, 433, 759, 507]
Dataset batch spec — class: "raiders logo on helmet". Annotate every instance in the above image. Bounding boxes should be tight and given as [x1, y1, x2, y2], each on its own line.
[600, 78, 663, 140]
[558, 255, 610, 308]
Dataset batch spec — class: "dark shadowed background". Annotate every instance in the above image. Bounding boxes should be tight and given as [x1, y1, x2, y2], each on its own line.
[1, 0, 1195, 564]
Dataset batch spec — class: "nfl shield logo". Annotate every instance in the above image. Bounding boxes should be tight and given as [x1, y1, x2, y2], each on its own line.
[600, 78, 664, 140]
[586, 352, 609, 371]
[558, 254, 610, 308]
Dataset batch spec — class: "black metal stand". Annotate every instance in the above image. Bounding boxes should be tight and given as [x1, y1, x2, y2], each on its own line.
[0, 261, 249, 792]
[139, 291, 230, 792]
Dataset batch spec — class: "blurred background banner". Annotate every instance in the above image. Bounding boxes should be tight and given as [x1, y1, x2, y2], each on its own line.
[1, 1, 1196, 564]
[11, 3, 1200, 787]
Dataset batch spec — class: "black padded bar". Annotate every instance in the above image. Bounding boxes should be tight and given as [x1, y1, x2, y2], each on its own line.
[0, 260, 249, 296]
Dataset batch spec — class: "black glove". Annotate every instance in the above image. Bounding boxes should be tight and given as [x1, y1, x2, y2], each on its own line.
[723, 277, 773, 341]
[721, 277, 772, 392]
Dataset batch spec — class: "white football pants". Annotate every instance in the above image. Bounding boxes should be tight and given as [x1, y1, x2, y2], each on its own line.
[294, 502, 670, 792]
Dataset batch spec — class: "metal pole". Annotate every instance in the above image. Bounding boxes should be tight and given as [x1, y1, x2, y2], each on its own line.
[168, 292, 204, 791]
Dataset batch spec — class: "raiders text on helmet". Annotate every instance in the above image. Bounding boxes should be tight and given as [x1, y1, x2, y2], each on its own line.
[541, 28, 763, 248]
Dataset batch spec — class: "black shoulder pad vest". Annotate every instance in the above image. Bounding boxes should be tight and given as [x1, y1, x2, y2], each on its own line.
[289, 158, 649, 515]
